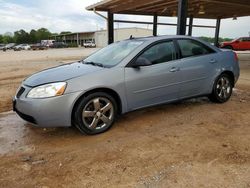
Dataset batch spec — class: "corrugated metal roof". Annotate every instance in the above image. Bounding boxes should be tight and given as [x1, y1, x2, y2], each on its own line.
[86, 0, 250, 19]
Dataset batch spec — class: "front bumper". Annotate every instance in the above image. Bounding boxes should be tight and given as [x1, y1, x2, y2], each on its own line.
[13, 85, 83, 127]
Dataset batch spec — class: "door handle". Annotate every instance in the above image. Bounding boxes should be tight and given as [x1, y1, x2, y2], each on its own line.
[170, 67, 180, 72]
[209, 59, 217, 64]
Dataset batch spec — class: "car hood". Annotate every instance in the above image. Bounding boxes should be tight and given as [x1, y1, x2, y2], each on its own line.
[221, 41, 231, 45]
[24, 61, 103, 87]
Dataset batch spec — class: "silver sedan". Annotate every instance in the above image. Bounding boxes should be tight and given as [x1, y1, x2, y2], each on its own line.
[13, 35, 240, 135]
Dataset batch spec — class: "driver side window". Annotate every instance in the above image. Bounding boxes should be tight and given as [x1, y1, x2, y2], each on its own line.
[138, 41, 176, 65]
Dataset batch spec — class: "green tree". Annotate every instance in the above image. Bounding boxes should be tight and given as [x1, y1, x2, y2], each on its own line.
[0, 35, 3, 43]
[14, 29, 29, 44]
[60, 31, 71, 35]
[29, 29, 37, 43]
[35, 28, 52, 42]
[198, 36, 233, 44]
[0, 28, 56, 44]
[51, 33, 59, 36]
[2, 35, 14, 44]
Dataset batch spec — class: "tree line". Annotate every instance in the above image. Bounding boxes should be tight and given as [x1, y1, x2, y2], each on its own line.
[0, 28, 72, 44]
[0, 28, 233, 44]
[199, 36, 233, 43]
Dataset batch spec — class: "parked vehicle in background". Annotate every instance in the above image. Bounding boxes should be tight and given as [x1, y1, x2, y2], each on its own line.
[0, 44, 6, 50]
[51, 42, 68, 48]
[13, 44, 23, 51]
[2, 43, 16, 51]
[13, 35, 240, 135]
[30, 43, 48, 50]
[83, 41, 96, 48]
[220, 37, 250, 50]
[41, 40, 55, 47]
[13, 44, 31, 51]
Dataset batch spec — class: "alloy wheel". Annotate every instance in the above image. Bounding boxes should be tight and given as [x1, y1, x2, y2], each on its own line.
[216, 76, 231, 100]
[82, 97, 114, 130]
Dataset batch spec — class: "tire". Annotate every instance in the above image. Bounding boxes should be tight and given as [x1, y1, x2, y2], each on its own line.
[209, 73, 233, 103]
[73, 92, 118, 135]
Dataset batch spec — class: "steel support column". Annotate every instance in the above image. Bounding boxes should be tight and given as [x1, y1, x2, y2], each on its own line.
[153, 14, 158, 36]
[214, 18, 221, 47]
[77, 33, 79, 46]
[188, 15, 193, 36]
[177, 0, 188, 35]
[107, 11, 114, 44]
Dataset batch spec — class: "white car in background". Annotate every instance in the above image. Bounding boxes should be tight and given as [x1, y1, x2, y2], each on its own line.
[0, 44, 6, 50]
[2, 43, 16, 51]
[83, 41, 96, 48]
[14, 44, 31, 51]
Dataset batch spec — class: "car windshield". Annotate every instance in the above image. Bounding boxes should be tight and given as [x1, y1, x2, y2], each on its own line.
[83, 40, 144, 67]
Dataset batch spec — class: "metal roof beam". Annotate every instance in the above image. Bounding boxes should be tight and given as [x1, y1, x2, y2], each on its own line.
[202, 0, 250, 8]
[114, 19, 216, 28]
[110, 0, 176, 13]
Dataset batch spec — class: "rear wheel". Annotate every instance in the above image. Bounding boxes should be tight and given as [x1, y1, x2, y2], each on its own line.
[209, 74, 233, 103]
[73, 92, 117, 135]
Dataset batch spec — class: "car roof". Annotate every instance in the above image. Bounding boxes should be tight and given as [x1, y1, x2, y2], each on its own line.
[129, 35, 196, 42]
[122, 35, 220, 52]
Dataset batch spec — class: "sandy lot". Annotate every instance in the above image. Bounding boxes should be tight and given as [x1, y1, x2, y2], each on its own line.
[0, 49, 250, 187]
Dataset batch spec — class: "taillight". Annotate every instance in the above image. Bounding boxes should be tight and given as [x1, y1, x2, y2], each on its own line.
[233, 52, 239, 62]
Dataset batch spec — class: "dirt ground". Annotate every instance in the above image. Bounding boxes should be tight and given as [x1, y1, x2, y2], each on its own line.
[0, 49, 250, 188]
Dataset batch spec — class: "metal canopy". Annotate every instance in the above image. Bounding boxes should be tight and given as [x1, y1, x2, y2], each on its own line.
[87, 0, 250, 19]
[87, 0, 250, 46]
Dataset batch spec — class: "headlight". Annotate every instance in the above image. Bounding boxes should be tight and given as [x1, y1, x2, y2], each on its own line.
[27, 82, 67, 99]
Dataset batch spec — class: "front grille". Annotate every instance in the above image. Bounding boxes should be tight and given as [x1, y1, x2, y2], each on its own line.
[16, 87, 25, 98]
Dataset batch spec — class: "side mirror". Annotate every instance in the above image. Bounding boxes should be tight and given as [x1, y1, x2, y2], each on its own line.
[235, 40, 240, 43]
[132, 57, 152, 68]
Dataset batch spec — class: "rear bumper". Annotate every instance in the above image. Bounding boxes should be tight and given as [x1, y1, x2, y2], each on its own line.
[13, 85, 83, 127]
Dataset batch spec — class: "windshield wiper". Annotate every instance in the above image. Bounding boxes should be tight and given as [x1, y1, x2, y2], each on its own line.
[82, 61, 104, 68]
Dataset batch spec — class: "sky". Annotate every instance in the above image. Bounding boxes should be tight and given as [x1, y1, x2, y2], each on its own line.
[0, 0, 249, 38]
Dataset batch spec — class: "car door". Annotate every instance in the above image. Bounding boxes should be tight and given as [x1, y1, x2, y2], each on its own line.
[125, 40, 181, 110]
[233, 39, 241, 50]
[176, 39, 219, 98]
[247, 38, 250, 50]
[238, 38, 246, 50]
[242, 37, 250, 50]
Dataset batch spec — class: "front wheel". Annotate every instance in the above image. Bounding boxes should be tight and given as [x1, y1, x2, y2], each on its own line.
[209, 74, 233, 103]
[73, 92, 118, 135]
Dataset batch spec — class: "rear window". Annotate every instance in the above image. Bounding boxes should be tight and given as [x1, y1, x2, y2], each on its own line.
[177, 39, 214, 58]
